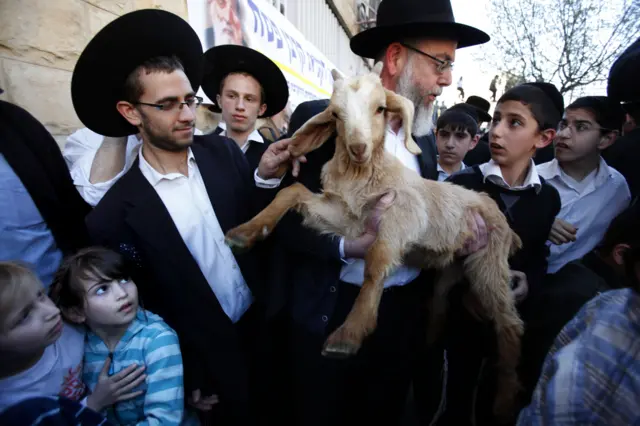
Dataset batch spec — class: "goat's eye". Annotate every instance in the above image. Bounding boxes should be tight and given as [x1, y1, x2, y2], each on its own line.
[376, 106, 386, 114]
[332, 112, 339, 119]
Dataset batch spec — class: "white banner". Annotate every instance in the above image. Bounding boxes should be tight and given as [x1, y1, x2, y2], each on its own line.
[186, 0, 338, 112]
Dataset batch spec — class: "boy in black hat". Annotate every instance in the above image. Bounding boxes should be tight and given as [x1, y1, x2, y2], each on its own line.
[202, 45, 290, 170]
[435, 104, 480, 181]
[72, 9, 292, 425]
[435, 82, 563, 425]
[538, 96, 630, 274]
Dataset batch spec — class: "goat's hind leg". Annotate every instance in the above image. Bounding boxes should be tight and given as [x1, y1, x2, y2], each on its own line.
[225, 182, 314, 251]
[322, 240, 395, 359]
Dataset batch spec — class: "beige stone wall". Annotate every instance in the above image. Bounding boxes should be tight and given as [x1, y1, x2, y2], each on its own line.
[0, 0, 188, 147]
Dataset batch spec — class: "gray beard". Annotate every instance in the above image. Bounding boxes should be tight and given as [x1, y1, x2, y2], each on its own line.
[395, 60, 435, 137]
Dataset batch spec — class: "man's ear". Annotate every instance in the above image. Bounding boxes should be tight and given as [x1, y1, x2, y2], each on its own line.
[62, 307, 86, 325]
[598, 130, 619, 151]
[116, 101, 142, 127]
[612, 243, 630, 266]
[469, 134, 480, 151]
[258, 103, 267, 118]
[535, 128, 556, 149]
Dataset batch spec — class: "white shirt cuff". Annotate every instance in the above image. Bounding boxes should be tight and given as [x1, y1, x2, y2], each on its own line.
[339, 237, 356, 264]
[70, 153, 129, 207]
[254, 168, 285, 188]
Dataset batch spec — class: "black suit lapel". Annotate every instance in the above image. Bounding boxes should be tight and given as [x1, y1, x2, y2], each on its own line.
[413, 132, 439, 180]
[122, 163, 200, 271]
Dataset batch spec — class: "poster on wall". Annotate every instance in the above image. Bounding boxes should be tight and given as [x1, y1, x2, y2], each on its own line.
[186, 0, 340, 113]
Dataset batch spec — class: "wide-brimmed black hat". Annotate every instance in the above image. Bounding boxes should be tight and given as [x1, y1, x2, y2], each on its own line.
[71, 9, 204, 137]
[201, 45, 289, 118]
[608, 36, 640, 104]
[350, 0, 490, 59]
[465, 96, 492, 122]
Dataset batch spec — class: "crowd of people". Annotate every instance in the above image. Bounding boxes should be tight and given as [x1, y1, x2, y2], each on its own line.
[1, 0, 639, 425]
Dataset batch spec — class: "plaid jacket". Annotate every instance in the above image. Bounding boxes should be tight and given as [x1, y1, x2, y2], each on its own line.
[517, 289, 640, 425]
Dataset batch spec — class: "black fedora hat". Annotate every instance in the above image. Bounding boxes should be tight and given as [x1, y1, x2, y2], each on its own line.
[71, 9, 204, 137]
[201, 45, 289, 118]
[465, 96, 492, 122]
[608, 36, 640, 103]
[350, 0, 490, 59]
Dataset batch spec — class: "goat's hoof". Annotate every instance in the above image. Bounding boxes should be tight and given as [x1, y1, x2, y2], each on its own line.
[321, 328, 363, 359]
[224, 223, 270, 252]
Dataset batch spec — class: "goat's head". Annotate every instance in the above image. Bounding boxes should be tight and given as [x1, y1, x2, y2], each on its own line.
[290, 62, 422, 165]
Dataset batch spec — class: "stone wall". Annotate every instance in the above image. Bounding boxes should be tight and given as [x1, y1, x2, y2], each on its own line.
[0, 0, 188, 147]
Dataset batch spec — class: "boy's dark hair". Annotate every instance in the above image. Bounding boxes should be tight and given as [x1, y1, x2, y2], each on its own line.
[49, 247, 131, 314]
[566, 96, 625, 133]
[123, 55, 185, 103]
[436, 108, 478, 136]
[598, 203, 640, 256]
[498, 82, 563, 131]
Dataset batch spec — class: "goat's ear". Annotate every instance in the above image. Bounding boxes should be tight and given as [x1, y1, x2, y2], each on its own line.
[384, 89, 422, 155]
[331, 69, 344, 82]
[289, 107, 336, 157]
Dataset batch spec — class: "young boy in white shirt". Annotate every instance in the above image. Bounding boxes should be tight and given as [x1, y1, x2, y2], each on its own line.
[538, 96, 631, 273]
[435, 104, 480, 181]
[0, 261, 145, 414]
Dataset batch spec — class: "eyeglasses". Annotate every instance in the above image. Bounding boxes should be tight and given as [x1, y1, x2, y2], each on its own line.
[557, 121, 614, 134]
[135, 96, 203, 112]
[400, 43, 454, 74]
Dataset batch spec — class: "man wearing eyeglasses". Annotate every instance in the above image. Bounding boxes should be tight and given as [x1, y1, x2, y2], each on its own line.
[260, 0, 493, 425]
[71, 10, 293, 426]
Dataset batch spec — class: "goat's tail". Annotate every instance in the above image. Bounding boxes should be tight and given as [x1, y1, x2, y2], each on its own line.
[462, 220, 524, 421]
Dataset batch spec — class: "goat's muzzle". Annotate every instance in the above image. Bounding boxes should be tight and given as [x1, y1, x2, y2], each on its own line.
[348, 143, 369, 164]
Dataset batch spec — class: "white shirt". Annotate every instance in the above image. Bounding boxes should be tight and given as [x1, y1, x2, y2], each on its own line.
[216, 121, 264, 153]
[64, 127, 203, 207]
[479, 159, 542, 193]
[537, 158, 631, 273]
[339, 124, 421, 288]
[437, 160, 466, 182]
[138, 147, 253, 322]
[0, 324, 86, 413]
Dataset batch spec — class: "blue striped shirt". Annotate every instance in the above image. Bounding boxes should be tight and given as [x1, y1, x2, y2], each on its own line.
[517, 289, 640, 425]
[83, 309, 197, 425]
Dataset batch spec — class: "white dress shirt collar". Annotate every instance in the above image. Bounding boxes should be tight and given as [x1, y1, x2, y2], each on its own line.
[138, 146, 195, 187]
[537, 157, 613, 192]
[217, 122, 264, 153]
[479, 158, 542, 193]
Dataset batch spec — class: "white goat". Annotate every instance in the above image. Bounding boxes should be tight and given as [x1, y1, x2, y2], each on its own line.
[225, 64, 524, 419]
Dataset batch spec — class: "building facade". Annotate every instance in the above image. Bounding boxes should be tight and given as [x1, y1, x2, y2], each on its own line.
[0, 0, 374, 147]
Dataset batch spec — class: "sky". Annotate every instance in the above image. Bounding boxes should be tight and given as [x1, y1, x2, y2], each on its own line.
[445, 0, 609, 113]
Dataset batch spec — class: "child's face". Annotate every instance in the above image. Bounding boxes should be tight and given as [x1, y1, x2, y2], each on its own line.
[489, 100, 554, 166]
[554, 108, 616, 163]
[436, 127, 478, 167]
[0, 282, 62, 355]
[78, 276, 139, 329]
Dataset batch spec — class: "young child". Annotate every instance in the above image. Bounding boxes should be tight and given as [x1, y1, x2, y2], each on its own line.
[537, 96, 631, 274]
[434, 82, 564, 425]
[0, 261, 140, 414]
[435, 104, 480, 181]
[49, 246, 198, 425]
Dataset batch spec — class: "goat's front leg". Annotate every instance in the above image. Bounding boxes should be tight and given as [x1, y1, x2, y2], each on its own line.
[322, 240, 395, 359]
[225, 182, 314, 251]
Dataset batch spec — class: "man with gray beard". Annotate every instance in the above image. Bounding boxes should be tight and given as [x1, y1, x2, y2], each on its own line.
[262, 0, 490, 424]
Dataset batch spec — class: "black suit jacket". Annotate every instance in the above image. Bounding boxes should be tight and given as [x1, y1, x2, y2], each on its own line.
[275, 99, 438, 333]
[86, 134, 270, 421]
[0, 100, 90, 254]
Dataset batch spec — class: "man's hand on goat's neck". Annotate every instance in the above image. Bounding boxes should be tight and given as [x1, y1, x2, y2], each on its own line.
[456, 211, 491, 257]
[343, 192, 396, 259]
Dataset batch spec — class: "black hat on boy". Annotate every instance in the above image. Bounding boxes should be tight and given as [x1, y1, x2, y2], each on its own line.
[201, 45, 289, 118]
[71, 9, 204, 137]
[350, 0, 490, 59]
